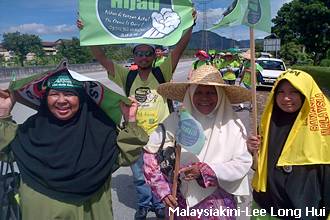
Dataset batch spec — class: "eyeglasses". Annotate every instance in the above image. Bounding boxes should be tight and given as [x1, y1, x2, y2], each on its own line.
[134, 50, 155, 57]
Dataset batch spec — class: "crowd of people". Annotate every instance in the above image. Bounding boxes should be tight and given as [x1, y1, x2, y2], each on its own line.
[0, 9, 329, 220]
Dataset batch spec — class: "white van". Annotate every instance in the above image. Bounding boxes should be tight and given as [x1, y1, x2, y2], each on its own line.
[256, 57, 287, 87]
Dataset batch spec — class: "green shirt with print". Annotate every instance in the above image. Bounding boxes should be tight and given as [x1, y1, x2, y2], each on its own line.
[221, 60, 240, 80]
[153, 56, 166, 67]
[110, 56, 173, 134]
[242, 61, 264, 88]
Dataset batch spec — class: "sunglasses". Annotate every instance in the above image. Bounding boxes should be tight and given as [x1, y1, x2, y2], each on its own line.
[134, 50, 155, 57]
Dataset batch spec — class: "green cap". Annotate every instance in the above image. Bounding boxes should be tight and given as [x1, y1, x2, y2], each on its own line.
[47, 72, 84, 89]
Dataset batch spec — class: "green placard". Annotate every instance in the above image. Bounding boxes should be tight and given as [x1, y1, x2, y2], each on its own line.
[79, 0, 194, 46]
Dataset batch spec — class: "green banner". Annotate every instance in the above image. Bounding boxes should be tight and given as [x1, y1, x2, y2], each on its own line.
[242, 0, 271, 33]
[210, 0, 271, 33]
[79, 0, 194, 46]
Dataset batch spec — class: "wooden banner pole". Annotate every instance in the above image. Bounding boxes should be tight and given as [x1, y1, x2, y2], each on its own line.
[249, 27, 258, 169]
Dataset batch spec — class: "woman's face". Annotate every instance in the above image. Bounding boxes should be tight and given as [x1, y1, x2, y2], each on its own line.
[192, 85, 218, 115]
[275, 80, 303, 113]
[47, 89, 80, 120]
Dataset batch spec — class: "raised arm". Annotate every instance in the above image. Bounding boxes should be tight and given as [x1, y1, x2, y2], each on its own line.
[170, 27, 193, 72]
[170, 10, 196, 72]
[90, 46, 115, 77]
[76, 19, 116, 77]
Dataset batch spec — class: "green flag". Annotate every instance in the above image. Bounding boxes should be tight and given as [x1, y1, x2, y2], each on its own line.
[210, 0, 271, 33]
[79, 0, 194, 46]
[8, 67, 128, 125]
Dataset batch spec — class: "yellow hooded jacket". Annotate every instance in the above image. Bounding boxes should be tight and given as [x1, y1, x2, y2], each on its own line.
[252, 69, 330, 192]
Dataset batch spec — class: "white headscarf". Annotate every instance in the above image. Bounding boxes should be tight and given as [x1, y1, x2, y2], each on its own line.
[145, 85, 252, 207]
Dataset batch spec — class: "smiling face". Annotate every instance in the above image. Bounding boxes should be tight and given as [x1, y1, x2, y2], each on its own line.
[275, 80, 303, 113]
[133, 45, 155, 69]
[155, 48, 163, 58]
[192, 85, 218, 115]
[47, 89, 80, 120]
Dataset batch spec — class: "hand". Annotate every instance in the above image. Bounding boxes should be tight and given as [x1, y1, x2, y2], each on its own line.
[76, 19, 84, 30]
[163, 194, 178, 209]
[120, 97, 138, 122]
[192, 8, 197, 25]
[247, 134, 261, 154]
[180, 164, 201, 181]
[0, 89, 15, 117]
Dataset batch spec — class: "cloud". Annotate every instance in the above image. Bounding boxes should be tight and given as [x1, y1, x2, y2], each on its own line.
[193, 1, 294, 40]
[194, 8, 226, 30]
[5, 23, 76, 35]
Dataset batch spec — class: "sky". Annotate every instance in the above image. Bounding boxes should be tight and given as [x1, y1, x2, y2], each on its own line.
[0, 0, 293, 42]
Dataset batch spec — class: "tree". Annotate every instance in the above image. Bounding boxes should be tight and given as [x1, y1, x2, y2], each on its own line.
[56, 37, 92, 64]
[280, 42, 313, 66]
[2, 32, 44, 66]
[272, 0, 330, 64]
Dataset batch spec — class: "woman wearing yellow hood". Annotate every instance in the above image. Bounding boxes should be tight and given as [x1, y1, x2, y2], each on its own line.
[248, 69, 330, 219]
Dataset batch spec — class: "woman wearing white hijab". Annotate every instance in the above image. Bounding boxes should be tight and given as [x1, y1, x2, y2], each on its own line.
[143, 65, 252, 219]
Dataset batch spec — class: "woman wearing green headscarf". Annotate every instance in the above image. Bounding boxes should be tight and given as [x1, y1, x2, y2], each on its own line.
[0, 71, 148, 220]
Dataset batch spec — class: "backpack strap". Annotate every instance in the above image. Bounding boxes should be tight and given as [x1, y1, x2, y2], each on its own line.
[151, 67, 165, 84]
[125, 70, 139, 96]
[193, 60, 199, 70]
[151, 67, 174, 113]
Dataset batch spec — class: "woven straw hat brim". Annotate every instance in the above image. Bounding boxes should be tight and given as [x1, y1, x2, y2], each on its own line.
[157, 82, 251, 104]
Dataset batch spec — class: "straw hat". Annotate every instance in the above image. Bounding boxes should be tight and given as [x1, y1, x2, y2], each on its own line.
[157, 65, 251, 104]
[241, 49, 251, 60]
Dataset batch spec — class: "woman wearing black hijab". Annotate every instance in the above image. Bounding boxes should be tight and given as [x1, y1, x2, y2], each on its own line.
[0, 72, 148, 220]
[247, 70, 330, 219]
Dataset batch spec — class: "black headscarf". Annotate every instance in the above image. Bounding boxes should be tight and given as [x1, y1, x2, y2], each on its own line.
[10, 74, 120, 204]
[254, 79, 305, 212]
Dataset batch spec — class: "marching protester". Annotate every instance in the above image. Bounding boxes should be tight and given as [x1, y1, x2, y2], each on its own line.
[187, 50, 210, 80]
[248, 69, 330, 219]
[0, 71, 148, 220]
[77, 10, 195, 219]
[143, 65, 252, 219]
[153, 45, 167, 67]
[236, 50, 264, 112]
[212, 52, 225, 72]
[219, 52, 240, 85]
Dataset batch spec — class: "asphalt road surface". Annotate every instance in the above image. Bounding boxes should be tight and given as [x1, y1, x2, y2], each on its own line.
[0, 60, 258, 219]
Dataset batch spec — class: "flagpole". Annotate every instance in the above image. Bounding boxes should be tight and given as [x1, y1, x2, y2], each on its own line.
[169, 143, 181, 220]
[249, 27, 258, 169]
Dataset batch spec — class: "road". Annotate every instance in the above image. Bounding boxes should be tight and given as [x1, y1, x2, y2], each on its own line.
[0, 60, 255, 219]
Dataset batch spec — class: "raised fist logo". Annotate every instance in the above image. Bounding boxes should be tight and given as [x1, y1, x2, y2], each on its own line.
[142, 8, 181, 39]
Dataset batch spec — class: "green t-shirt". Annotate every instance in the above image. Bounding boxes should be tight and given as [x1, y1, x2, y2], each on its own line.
[153, 56, 166, 67]
[192, 60, 208, 70]
[242, 61, 264, 88]
[110, 56, 173, 134]
[213, 58, 224, 70]
[221, 60, 240, 80]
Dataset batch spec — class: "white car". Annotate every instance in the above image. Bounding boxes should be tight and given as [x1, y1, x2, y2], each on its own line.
[256, 57, 287, 87]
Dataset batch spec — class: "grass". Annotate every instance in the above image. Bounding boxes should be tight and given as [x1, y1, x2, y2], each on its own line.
[291, 65, 330, 98]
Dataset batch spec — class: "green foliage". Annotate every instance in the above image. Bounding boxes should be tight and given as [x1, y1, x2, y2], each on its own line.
[2, 32, 44, 67]
[56, 37, 93, 64]
[292, 65, 330, 97]
[272, 0, 330, 64]
[320, 59, 330, 67]
[280, 42, 312, 65]
[103, 45, 132, 62]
